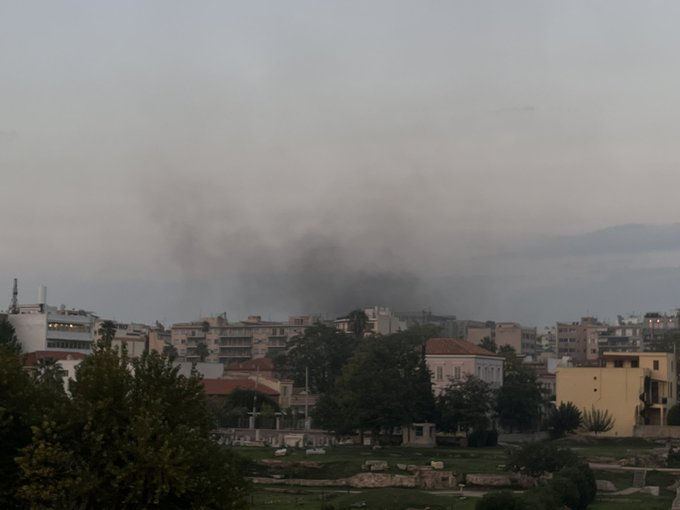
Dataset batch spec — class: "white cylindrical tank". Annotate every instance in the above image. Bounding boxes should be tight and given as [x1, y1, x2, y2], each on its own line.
[38, 285, 47, 305]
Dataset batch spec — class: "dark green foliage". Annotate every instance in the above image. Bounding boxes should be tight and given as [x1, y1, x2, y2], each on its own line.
[496, 350, 545, 432]
[547, 401, 582, 438]
[195, 340, 210, 362]
[668, 404, 680, 426]
[550, 476, 580, 510]
[314, 327, 435, 436]
[581, 406, 615, 434]
[436, 375, 493, 433]
[0, 351, 34, 508]
[520, 486, 558, 510]
[557, 465, 597, 509]
[507, 442, 580, 477]
[479, 336, 497, 353]
[277, 324, 356, 394]
[509, 443, 596, 509]
[346, 309, 369, 338]
[0, 319, 21, 354]
[467, 429, 498, 447]
[476, 490, 528, 510]
[15, 346, 250, 509]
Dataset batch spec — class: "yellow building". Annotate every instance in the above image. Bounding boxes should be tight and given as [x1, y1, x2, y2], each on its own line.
[556, 352, 677, 437]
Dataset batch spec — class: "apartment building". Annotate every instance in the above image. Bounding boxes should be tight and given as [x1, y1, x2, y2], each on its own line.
[495, 322, 537, 356]
[556, 351, 677, 436]
[557, 317, 606, 364]
[171, 314, 319, 364]
[334, 306, 405, 336]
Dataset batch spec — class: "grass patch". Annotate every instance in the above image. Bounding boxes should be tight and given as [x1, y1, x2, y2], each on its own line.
[249, 487, 477, 510]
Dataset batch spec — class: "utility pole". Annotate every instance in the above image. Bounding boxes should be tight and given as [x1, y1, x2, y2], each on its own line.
[304, 367, 310, 431]
[8, 278, 18, 314]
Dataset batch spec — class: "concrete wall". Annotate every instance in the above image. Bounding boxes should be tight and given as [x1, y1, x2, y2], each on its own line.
[9, 313, 47, 352]
[634, 425, 680, 439]
[557, 366, 645, 437]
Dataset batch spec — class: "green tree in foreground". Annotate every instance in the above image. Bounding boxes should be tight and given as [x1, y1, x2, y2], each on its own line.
[581, 406, 615, 434]
[16, 344, 249, 509]
[436, 375, 493, 434]
[476, 490, 528, 510]
[0, 319, 21, 354]
[496, 348, 545, 432]
[314, 327, 435, 439]
[547, 401, 582, 438]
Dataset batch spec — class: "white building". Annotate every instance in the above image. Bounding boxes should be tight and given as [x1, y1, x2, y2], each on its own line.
[335, 306, 405, 336]
[9, 299, 97, 354]
[425, 338, 504, 395]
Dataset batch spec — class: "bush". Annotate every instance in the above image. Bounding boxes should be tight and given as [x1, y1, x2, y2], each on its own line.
[550, 475, 581, 510]
[476, 490, 528, 510]
[547, 402, 582, 438]
[520, 486, 558, 510]
[558, 465, 596, 509]
[668, 404, 680, 426]
[468, 429, 498, 447]
[507, 442, 580, 477]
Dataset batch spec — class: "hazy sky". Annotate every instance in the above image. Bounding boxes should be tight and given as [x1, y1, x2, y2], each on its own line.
[3, 1, 680, 327]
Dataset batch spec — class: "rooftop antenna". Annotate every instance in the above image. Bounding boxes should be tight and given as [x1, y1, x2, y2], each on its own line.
[9, 278, 18, 314]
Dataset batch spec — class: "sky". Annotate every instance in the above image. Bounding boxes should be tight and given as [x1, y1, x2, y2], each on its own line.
[2, 1, 680, 328]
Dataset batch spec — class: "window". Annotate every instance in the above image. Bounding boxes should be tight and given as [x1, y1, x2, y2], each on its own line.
[415, 426, 423, 437]
[631, 359, 639, 368]
[654, 360, 659, 370]
[436, 366, 443, 381]
[454, 366, 461, 380]
[614, 360, 624, 368]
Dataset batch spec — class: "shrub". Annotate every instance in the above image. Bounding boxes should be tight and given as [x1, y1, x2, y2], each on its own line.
[668, 404, 680, 426]
[507, 442, 580, 477]
[550, 475, 581, 510]
[581, 406, 615, 434]
[520, 486, 558, 510]
[468, 429, 498, 447]
[547, 402, 582, 438]
[476, 490, 528, 510]
[558, 465, 596, 509]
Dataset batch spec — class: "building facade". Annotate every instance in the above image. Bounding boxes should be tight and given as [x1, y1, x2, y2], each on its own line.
[556, 351, 677, 436]
[495, 322, 537, 356]
[171, 314, 319, 364]
[425, 338, 504, 395]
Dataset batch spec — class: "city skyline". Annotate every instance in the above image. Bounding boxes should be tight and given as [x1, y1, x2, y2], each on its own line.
[3, 2, 680, 326]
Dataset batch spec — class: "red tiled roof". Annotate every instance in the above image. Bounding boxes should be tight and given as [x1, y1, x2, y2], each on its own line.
[201, 378, 279, 396]
[24, 351, 88, 366]
[425, 338, 501, 357]
[225, 357, 274, 372]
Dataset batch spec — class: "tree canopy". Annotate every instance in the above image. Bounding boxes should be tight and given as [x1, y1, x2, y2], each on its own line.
[0, 338, 249, 509]
[314, 327, 435, 438]
[436, 375, 493, 433]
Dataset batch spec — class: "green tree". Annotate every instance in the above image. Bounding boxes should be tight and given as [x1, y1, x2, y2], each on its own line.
[97, 319, 117, 348]
[547, 401, 582, 438]
[0, 319, 21, 354]
[346, 309, 369, 339]
[278, 323, 356, 394]
[16, 345, 250, 509]
[436, 375, 493, 433]
[195, 341, 210, 362]
[314, 328, 435, 440]
[496, 350, 544, 432]
[0, 349, 35, 509]
[668, 404, 680, 425]
[163, 343, 178, 361]
[581, 406, 615, 434]
[479, 336, 497, 353]
[507, 442, 580, 477]
[476, 490, 528, 510]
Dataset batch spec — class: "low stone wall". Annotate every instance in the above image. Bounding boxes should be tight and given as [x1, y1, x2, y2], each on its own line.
[465, 473, 536, 489]
[249, 469, 461, 489]
[634, 425, 680, 439]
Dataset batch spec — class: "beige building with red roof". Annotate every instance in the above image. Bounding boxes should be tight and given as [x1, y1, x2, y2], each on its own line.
[425, 338, 504, 395]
